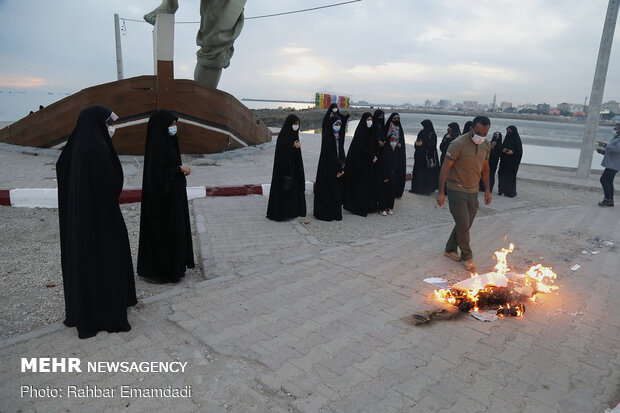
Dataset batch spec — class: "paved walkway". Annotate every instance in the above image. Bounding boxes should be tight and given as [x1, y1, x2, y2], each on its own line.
[0, 137, 619, 412]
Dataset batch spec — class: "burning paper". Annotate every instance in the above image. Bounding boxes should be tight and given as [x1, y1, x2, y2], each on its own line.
[434, 243, 558, 318]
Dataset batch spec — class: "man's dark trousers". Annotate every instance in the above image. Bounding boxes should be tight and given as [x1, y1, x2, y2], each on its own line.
[445, 189, 479, 261]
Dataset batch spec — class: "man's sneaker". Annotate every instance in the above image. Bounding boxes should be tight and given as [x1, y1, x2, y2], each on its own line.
[444, 251, 461, 262]
[598, 199, 614, 207]
[463, 259, 477, 271]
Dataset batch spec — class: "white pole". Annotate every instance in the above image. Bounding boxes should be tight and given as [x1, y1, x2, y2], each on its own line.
[576, 0, 619, 179]
[114, 13, 124, 80]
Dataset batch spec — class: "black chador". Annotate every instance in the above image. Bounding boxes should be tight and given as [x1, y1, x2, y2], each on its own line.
[480, 131, 503, 192]
[385, 113, 407, 198]
[410, 119, 440, 195]
[440, 122, 461, 166]
[497, 125, 523, 197]
[343, 112, 377, 216]
[314, 116, 345, 221]
[368, 109, 386, 212]
[378, 114, 399, 213]
[322, 103, 349, 166]
[267, 114, 307, 221]
[56, 105, 137, 339]
[138, 110, 194, 283]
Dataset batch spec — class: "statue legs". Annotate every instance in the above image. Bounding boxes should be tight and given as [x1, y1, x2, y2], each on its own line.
[143, 0, 179, 25]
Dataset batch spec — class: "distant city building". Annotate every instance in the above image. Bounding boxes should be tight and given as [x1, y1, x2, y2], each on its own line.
[438, 99, 452, 108]
[557, 102, 571, 112]
[602, 100, 620, 113]
[424, 99, 433, 107]
[500, 101, 512, 110]
[462, 100, 478, 109]
[537, 103, 551, 112]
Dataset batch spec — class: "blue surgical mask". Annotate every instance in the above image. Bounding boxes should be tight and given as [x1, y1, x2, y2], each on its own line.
[333, 125, 341, 132]
[168, 125, 177, 136]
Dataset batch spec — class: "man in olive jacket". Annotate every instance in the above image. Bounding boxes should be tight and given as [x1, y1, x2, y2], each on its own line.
[436, 116, 492, 271]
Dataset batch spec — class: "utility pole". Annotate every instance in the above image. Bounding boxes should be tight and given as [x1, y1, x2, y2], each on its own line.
[114, 13, 124, 80]
[577, 0, 619, 179]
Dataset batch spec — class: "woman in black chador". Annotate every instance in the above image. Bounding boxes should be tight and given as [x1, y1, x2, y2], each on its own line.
[138, 110, 194, 283]
[384, 113, 406, 198]
[440, 122, 461, 166]
[497, 125, 523, 197]
[314, 116, 345, 221]
[322, 103, 350, 166]
[343, 112, 378, 216]
[267, 114, 306, 221]
[479, 131, 503, 192]
[410, 119, 440, 195]
[369, 109, 386, 212]
[378, 113, 402, 215]
[56, 105, 137, 339]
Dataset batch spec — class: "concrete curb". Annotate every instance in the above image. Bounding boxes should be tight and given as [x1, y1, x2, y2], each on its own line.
[0, 175, 418, 208]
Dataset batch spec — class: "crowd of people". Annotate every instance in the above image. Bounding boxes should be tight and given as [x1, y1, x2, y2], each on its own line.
[54, 102, 618, 340]
[267, 105, 525, 224]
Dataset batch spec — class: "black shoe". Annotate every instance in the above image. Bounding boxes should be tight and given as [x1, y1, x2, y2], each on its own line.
[598, 199, 614, 207]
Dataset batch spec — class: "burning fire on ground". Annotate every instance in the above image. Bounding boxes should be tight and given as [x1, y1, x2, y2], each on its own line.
[434, 244, 559, 318]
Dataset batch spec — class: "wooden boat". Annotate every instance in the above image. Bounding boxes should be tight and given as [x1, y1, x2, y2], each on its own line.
[0, 75, 271, 155]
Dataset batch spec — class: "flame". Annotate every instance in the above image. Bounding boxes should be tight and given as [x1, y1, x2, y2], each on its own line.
[434, 243, 559, 318]
[525, 264, 558, 294]
[494, 243, 514, 277]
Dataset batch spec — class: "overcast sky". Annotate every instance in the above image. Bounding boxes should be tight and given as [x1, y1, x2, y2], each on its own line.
[0, 0, 619, 117]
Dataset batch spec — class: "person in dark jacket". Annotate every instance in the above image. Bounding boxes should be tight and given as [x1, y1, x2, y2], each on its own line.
[314, 117, 345, 221]
[497, 125, 523, 197]
[596, 123, 620, 206]
[138, 110, 195, 284]
[267, 114, 307, 220]
[479, 131, 502, 192]
[343, 112, 378, 216]
[56, 105, 137, 339]
[410, 119, 440, 195]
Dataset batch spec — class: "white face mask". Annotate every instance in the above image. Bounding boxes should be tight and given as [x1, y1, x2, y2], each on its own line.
[366, 120, 373, 128]
[107, 125, 115, 137]
[168, 125, 177, 136]
[332, 107, 338, 113]
[292, 124, 299, 131]
[472, 134, 485, 145]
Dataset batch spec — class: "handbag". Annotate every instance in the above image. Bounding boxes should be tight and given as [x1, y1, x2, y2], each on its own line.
[282, 175, 294, 191]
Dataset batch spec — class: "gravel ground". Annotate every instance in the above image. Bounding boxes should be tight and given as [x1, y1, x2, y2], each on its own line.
[0, 204, 202, 338]
[0, 181, 599, 338]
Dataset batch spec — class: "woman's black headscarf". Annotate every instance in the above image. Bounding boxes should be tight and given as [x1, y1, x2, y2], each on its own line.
[56, 104, 136, 339]
[314, 115, 344, 221]
[372, 109, 385, 143]
[267, 114, 306, 221]
[322, 103, 350, 163]
[463, 121, 473, 134]
[138, 110, 194, 283]
[440, 122, 462, 166]
[343, 112, 375, 216]
[448, 122, 461, 137]
[384, 113, 406, 198]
